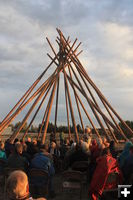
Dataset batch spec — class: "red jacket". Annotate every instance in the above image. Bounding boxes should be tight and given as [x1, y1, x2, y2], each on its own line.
[88, 154, 123, 200]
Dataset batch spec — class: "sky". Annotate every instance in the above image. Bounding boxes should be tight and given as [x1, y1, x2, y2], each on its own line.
[0, 0, 133, 127]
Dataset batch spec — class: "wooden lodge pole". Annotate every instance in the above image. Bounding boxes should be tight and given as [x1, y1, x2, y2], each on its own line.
[10, 75, 56, 143]
[41, 81, 57, 144]
[67, 61, 111, 141]
[54, 76, 60, 134]
[64, 75, 71, 140]
[75, 64, 118, 142]
[37, 95, 51, 140]
[22, 80, 54, 140]
[66, 73, 124, 139]
[66, 68, 101, 138]
[68, 66, 85, 133]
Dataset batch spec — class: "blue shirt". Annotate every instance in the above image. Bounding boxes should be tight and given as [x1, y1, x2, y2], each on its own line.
[0, 150, 7, 160]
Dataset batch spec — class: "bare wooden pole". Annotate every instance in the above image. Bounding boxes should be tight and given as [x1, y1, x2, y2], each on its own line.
[64, 70, 71, 140]
[62, 64, 79, 143]
[9, 75, 56, 143]
[67, 61, 111, 141]
[66, 68, 101, 138]
[75, 65, 118, 142]
[22, 80, 54, 140]
[57, 29, 131, 138]
[65, 46, 133, 137]
[66, 73, 124, 139]
[41, 81, 57, 144]
[72, 62, 128, 140]
[54, 76, 60, 134]
[61, 38, 127, 140]
[68, 66, 85, 133]
[37, 97, 51, 140]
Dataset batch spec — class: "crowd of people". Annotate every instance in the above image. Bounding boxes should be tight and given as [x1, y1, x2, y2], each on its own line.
[0, 132, 133, 200]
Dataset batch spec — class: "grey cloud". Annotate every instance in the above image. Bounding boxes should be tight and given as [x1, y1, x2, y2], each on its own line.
[0, 0, 133, 124]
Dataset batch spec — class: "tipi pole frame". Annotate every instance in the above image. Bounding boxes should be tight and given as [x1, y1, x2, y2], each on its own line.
[22, 80, 54, 140]
[58, 28, 131, 136]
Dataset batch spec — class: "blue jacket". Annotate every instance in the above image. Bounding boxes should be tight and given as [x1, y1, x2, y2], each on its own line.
[30, 152, 55, 176]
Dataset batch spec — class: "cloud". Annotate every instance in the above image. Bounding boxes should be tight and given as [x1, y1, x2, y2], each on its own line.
[0, 0, 133, 126]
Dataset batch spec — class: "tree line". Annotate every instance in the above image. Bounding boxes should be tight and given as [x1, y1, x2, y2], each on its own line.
[9, 121, 83, 133]
[7, 120, 133, 135]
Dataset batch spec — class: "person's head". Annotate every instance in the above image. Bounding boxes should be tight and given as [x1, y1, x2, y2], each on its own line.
[6, 170, 29, 200]
[27, 137, 31, 143]
[40, 144, 49, 152]
[64, 138, 69, 145]
[85, 127, 91, 134]
[32, 139, 37, 146]
[14, 138, 19, 144]
[0, 141, 5, 150]
[15, 142, 23, 155]
[92, 139, 97, 146]
[20, 139, 24, 144]
[51, 142, 56, 149]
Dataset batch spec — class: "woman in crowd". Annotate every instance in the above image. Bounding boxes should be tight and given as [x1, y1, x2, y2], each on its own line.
[88, 148, 122, 200]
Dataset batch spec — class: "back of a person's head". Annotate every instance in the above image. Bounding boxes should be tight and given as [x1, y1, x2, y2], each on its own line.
[27, 137, 31, 143]
[14, 138, 19, 144]
[32, 139, 37, 146]
[0, 141, 5, 150]
[6, 170, 29, 200]
[51, 141, 56, 149]
[15, 142, 23, 155]
[40, 144, 47, 152]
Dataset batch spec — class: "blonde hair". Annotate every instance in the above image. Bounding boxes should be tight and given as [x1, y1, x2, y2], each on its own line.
[6, 170, 29, 200]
